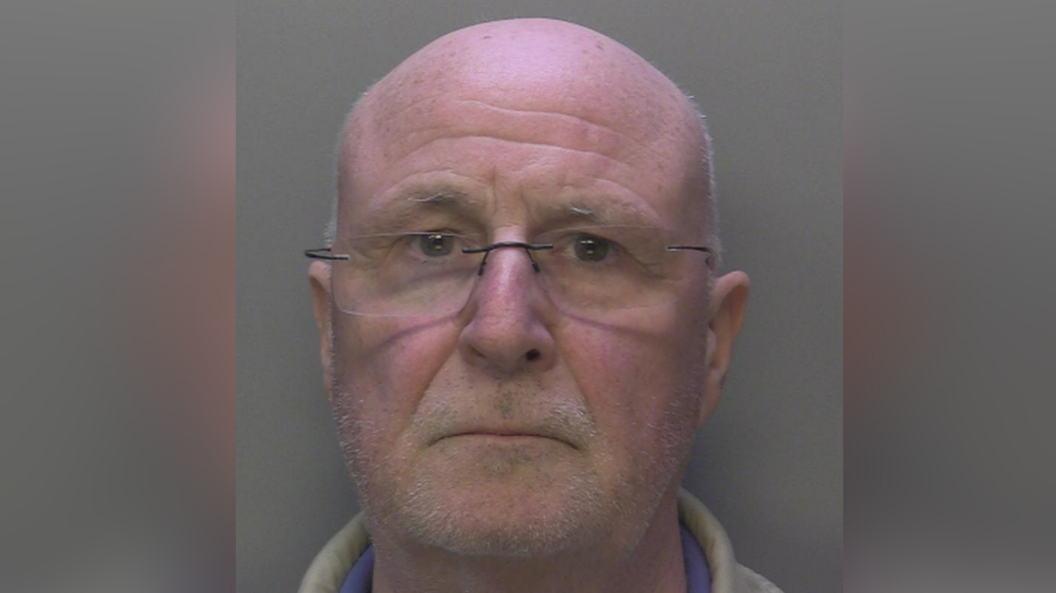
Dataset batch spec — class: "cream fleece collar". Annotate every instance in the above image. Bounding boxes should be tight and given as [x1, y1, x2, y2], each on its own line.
[296, 488, 781, 593]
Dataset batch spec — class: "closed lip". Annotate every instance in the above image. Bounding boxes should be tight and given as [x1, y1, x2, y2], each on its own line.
[434, 428, 575, 448]
[452, 431, 548, 439]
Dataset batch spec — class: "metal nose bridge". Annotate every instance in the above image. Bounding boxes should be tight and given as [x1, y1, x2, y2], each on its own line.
[461, 241, 555, 276]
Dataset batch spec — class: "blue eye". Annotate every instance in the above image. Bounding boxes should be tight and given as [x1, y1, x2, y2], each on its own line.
[573, 235, 611, 261]
[418, 233, 455, 257]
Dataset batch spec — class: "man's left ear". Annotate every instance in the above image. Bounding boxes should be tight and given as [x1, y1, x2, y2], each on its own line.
[699, 271, 751, 427]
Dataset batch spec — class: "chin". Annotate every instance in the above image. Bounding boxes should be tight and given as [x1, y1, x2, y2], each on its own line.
[394, 460, 609, 558]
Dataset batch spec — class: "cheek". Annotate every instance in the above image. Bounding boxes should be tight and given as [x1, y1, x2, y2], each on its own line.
[331, 315, 460, 447]
[558, 314, 690, 446]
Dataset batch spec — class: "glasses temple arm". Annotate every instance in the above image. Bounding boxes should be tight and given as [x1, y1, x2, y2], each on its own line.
[304, 248, 350, 261]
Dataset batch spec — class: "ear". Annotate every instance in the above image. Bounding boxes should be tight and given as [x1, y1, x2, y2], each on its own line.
[698, 271, 751, 427]
[308, 261, 334, 402]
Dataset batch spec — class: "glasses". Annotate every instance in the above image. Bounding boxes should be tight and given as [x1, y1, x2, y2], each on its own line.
[305, 225, 714, 317]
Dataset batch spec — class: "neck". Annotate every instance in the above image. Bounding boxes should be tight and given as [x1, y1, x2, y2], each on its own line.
[369, 494, 687, 593]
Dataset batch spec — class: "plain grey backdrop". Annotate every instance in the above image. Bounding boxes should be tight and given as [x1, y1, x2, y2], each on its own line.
[236, 1, 842, 592]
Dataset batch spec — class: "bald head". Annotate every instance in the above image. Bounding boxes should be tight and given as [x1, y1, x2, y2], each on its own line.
[330, 18, 717, 252]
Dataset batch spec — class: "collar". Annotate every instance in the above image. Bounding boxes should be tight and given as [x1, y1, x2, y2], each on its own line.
[298, 488, 742, 593]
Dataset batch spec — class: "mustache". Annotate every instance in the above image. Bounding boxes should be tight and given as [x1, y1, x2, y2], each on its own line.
[414, 388, 598, 449]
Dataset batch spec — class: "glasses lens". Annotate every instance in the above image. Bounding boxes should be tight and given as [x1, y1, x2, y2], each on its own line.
[330, 232, 481, 316]
[534, 226, 706, 312]
[324, 227, 708, 317]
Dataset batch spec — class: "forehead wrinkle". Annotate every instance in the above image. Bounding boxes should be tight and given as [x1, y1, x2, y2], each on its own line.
[378, 97, 659, 169]
[392, 133, 639, 181]
[449, 98, 659, 157]
[357, 89, 686, 182]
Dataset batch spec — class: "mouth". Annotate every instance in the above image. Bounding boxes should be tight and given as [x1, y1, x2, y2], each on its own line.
[434, 430, 575, 449]
[451, 432, 549, 439]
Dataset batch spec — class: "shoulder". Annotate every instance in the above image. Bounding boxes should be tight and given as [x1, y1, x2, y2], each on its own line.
[297, 513, 370, 593]
[677, 488, 785, 593]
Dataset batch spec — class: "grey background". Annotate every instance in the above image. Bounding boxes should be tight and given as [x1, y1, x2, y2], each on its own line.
[237, 1, 842, 592]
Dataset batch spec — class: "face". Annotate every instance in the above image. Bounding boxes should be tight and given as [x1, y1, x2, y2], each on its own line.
[311, 25, 747, 558]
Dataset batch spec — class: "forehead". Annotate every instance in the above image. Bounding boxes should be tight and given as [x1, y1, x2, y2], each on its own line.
[373, 24, 686, 127]
[342, 33, 705, 233]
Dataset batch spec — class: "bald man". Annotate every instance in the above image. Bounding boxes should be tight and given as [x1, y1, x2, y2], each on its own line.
[302, 19, 780, 593]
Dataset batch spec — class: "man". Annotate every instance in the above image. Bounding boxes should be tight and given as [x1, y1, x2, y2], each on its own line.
[303, 18, 778, 593]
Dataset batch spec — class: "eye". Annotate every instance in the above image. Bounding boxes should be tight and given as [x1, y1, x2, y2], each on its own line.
[417, 233, 456, 257]
[573, 234, 611, 262]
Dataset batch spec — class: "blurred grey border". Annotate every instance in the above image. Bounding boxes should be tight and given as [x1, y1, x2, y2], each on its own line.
[2, 1, 231, 591]
[236, 1, 842, 592]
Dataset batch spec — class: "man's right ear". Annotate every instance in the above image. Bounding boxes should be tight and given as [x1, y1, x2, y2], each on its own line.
[308, 261, 334, 400]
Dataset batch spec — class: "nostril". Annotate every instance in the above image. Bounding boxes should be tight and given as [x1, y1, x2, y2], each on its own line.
[525, 349, 541, 362]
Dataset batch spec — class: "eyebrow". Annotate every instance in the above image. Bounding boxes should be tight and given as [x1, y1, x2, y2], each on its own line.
[535, 199, 663, 229]
[567, 205, 596, 218]
[407, 189, 480, 208]
[360, 189, 663, 232]
[362, 189, 483, 231]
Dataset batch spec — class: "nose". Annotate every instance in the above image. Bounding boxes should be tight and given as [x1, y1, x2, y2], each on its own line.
[457, 245, 559, 375]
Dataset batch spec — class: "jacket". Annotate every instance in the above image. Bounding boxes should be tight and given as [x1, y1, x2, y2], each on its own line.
[298, 488, 784, 593]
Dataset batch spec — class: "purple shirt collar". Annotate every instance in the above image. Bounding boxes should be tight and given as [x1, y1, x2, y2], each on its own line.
[339, 523, 711, 593]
